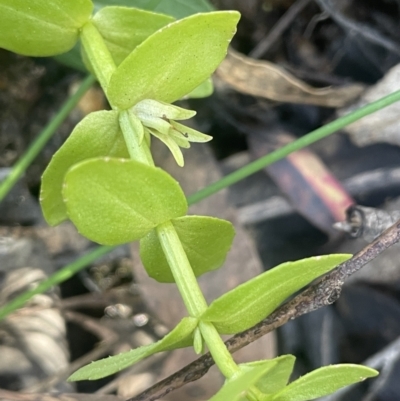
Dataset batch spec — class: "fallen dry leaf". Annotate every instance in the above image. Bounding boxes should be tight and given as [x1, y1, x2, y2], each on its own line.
[216, 48, 365, 107]
[248, 130, 354, 237]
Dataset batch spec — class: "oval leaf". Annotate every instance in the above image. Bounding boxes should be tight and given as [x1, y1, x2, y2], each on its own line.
[240, 355, 296, 394]
[0, 0, 93, 56]
[201, 254, 352, 334]
[209, 362, 278, 401]
[63, 158, 188, 245]
[40, 110, 129, 226]
[272, 364, 378, 401]
[140, 215, 235, 282]
[95, 0, 214, 19]
[107, 11, 240, 109]
[54, 0, 214, 70]
[92, 6, 175, 66]
[68, 316, 197, 381]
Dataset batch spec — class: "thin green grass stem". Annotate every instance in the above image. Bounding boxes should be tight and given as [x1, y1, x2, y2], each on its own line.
[0, 74, 95, 202]
[0, 245, 114, 321]
[187, 88, 400, 205]
[1, 88, 400, 322]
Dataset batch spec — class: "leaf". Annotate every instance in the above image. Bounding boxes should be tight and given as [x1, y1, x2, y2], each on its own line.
[184, 78, 214, 99]
[240, 355, 296, 394]
[247, 131, 354, 237]
[201, 254, 352, 334]
[0, 0, 93, 56]
[63, 158, 188, 245]
[140, 216, 235, 282]
[40, 110, 129, 226]
[151, 0, 214, 18]
[69, 317, 197, 381]
[271, 364, 378, 401]
[54, 0, 214, 70]
[92, 6, 175, 65]
[217, 49, 365, 107]
[107, 11, 240, 109]
[94, 0, 214, 19]
[209, 362, 278, 401]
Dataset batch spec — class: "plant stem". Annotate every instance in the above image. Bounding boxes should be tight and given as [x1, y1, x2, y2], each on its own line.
[0, 74, 95, 203]
[156, 220, 208, 317]
[0, 245, 114, 321]
[187, 88, 400, 205]
[80, 21, 116, 91]
[198, 321, 239, 378]
[119, 110, 155, 165]
[156, 220, 241, 378]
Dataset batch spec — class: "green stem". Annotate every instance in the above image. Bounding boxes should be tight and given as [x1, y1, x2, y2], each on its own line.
[156, 221, 240, 378]
[80, 21, 155, 167]
[0, 245, 114, 321]
[80, 21, 116, 91]
[119, 110, 155, 165]
[187, 88, 400, 205]
[199, 321, 239, 378]
[156, 220, 207, 317]
[0, 75, 95, 203]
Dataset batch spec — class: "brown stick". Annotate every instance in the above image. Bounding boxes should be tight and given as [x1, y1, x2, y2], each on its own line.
[128, 219, 400, 401]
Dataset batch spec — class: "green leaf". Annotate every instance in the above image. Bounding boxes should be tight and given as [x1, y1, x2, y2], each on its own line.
[201, 254, 352, 334]
[147, 0, 214, 18]
[185, 78, 214, 99]
[68, 316, 197, 381]
[240, 355, 296, 394]
[107, 11, 240, 109]
[209, 362, 278, 401]
[63, 158, 188, 245]
[0, 0, 93, 56]
[54, 0, 214, 71]
[92, 6, 175, 65]
[272, 364, 378, 401]
[40, 110, 129, 226]
[140, 216, 235, 282]
[94, 0, 214, 19]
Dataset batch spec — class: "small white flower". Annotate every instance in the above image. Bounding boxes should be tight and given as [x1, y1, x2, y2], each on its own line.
[130, 99, 212, 166]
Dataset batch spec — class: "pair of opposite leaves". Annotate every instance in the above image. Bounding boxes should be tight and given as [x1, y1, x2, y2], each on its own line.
[10, 5, 242, 281]
[40, 109, 235, 283]
[70, 312, 376, 401]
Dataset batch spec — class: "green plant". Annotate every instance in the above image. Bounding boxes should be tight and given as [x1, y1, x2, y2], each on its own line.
[0, 1, 379, 400]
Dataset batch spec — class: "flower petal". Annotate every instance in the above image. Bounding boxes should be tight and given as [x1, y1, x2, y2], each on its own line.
[148, 128, 184, 167]
[134, 99, 196, 120]
[170, 121, 212, 143]
[140, 114, 171, 135]
[172, 135, 191, 148]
